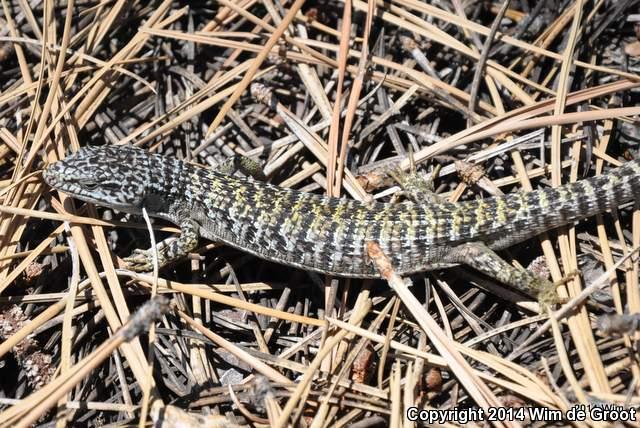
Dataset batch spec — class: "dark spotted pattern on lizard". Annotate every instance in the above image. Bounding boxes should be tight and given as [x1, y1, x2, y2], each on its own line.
[42, 145, 640, 304]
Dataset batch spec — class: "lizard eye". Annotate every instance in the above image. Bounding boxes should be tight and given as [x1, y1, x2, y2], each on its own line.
[80, 179, 99, 190]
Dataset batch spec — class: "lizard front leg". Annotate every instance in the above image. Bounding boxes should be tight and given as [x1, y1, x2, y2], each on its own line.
[124, 154, 264, 273]
[442, 241, 558, 306]
[124, 218, 200, 272]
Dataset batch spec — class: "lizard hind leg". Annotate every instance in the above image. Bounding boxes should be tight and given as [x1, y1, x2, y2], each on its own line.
[442, 241, 559, 306]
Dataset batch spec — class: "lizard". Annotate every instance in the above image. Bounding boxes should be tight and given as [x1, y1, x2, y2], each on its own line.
[42, 145, 640, 305]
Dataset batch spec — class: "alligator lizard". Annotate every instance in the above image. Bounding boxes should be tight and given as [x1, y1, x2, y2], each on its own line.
[43, 145, 640, 304]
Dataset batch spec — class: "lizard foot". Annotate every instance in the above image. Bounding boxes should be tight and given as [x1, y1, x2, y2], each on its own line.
[123, 248, 167, 272]
[122, 219, 200, 272]
[531, 277, 563, 307]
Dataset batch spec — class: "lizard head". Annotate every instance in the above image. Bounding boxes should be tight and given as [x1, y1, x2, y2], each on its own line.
[43, 145, 159, 214]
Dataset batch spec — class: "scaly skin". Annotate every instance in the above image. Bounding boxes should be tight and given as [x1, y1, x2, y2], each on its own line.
[42, 145, 640, 303]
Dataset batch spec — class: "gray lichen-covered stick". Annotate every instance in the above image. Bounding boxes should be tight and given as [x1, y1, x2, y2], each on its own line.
[43, 145, 640, 305]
